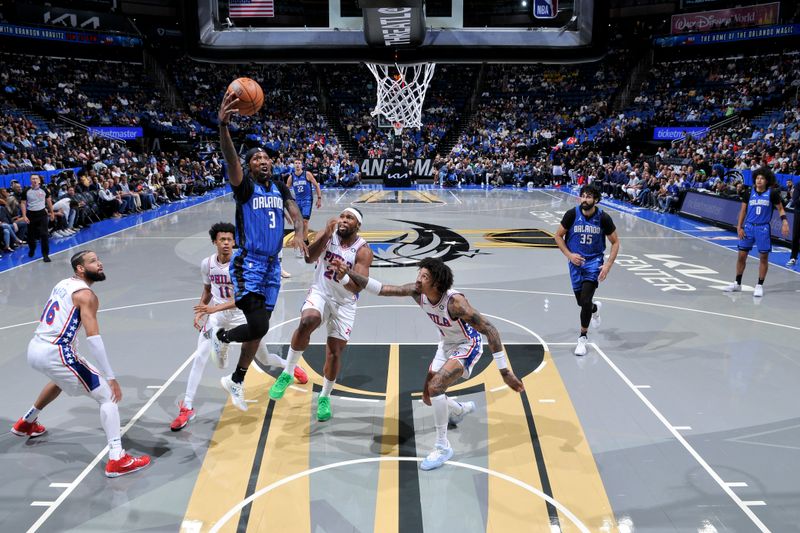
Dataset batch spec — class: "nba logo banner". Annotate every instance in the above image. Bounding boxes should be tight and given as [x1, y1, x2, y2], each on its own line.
[533, 0, 558, 19]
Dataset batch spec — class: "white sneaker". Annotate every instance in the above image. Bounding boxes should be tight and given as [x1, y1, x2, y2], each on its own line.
[209, 327, 229, 369]
[419, 443, 454, 471]
[723, 282, 741, 292]
[574, 335, 588, 356]
[448, 400, 476, 426]
[220, 375, 248, 411]
[591, 301, 602, 328]
[786, 258, 797, 267]
[753, 284, 764, 297]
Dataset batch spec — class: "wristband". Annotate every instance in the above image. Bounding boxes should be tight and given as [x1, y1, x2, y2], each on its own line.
[339, 274, 351, 286]
[492, 351, 508, 370]
[781, 214, 788, 221]
[365, 277, 383, 295]
[85, 335, 115, 379]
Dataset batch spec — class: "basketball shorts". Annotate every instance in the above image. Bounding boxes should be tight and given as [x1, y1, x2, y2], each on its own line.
[430, 338, 483, 379]
[193, 309, 247, 362]
[230, 249, 282, 310]
[568, 255, 604, 291]
[738, 222, 772, 254]
[27, 336, 113, 403]
[301, 287, 356, 341]
[297, 201, 312, 220]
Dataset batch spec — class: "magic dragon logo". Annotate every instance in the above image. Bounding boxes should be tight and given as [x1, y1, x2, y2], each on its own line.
[365, 220, 482, 268]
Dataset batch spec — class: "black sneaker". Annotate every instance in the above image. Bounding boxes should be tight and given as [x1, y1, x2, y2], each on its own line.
[42, 256, 51, 263]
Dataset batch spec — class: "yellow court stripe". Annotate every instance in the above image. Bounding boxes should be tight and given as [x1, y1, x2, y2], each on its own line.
[372, 344, 400, 533]
[244, 379, 314, 533]
[180, 369, 274, 533]
[532, 350, 617, 531]
[484, 355, 553, 531]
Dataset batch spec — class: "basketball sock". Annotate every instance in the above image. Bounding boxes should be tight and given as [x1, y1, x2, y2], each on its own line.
[735, 274, 743, 285]
[579, 330, 587, 338]
[184, 348, 208, 409]
[285, 348, 304, 375]
[446, 396, 463, 415]
[23, 406, 41, 423]
[431, 394, 449, 448]
[100, 402, 123, 461]
[232, 366, 248, 384]
[758, 278, 764, 285]
[321, 377, 336, 398]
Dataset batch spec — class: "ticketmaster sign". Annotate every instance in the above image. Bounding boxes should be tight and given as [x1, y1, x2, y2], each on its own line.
[653, 127, 708, 141]
[88, 127, 143, 140]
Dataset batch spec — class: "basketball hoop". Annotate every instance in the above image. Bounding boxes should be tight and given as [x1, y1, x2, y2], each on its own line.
[365, 62, 436, 132]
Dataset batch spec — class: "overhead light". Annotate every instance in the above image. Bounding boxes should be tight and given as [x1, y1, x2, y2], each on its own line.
[522, 0, 527, 5]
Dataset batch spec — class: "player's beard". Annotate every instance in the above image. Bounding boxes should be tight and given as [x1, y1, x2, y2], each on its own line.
[580, 201, 593, 211]
[85, 270, 106, 282]
[337, 226, 355, 239]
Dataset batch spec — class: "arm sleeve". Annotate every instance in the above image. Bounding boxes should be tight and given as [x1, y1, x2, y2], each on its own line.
[85, 335, 115, 380]
[559, 208, 576, 230]
[232, 174, 254, 204]
[600, 212, 616, 235]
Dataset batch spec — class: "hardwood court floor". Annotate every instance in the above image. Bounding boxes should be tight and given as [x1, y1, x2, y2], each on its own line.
[1, 187, 798, 532]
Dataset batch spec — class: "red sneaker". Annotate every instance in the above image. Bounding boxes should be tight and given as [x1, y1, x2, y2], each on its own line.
[11, 418, 47, 438]
[170, 402, 196, 432]
[105, 453, 151, 478]
[293, 365, 309, 385]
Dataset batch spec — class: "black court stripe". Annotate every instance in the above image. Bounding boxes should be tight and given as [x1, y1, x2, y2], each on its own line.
[397, 391, 424, 533]
[236, 399, 276, 533]
[520, 390, 561, 528]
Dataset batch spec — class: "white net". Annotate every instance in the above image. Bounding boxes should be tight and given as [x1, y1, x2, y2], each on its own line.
[365, 62, 436, 131]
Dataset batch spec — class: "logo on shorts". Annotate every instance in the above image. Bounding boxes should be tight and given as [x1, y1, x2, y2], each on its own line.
[363, 220, 482, 268]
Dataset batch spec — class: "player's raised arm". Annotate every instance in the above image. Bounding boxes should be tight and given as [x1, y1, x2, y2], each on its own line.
[447, 294, 524, 392]
[306, 218, 337, 263]
[332, 259, 419, 300]
[218, 91, 242, 187]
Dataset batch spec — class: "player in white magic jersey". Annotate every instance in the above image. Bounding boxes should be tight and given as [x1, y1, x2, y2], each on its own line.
[12, 250, 151, 478]
[335, 256, 524, 471]
[170, 222, 308, 427]
[268, 207, 373, 422]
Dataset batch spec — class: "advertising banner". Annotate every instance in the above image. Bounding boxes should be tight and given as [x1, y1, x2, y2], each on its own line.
[0, 23, 142, 47]
[655, 23, 800, 47]
[653, 127, 708, 141]
[671, 3, 779, 34]
[88, 127, 143, 140]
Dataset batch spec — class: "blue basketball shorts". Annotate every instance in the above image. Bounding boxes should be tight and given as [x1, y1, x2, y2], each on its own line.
[568, 255, 603, 292]
[230, 249, 282, 310]
[738, 222, 772, 254]
[297, 201, 312, 220]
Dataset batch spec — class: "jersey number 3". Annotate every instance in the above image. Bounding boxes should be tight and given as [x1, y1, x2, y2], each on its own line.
[579, 234, 593, 245]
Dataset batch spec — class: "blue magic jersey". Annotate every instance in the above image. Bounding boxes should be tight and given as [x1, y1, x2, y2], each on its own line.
[744, 188, 776, 225]
[566, 206, 608, 259]
[232, 175, 292, 257]
[291, 171, 313, 205]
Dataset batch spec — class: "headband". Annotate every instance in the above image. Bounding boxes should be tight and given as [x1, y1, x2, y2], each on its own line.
[342, 207, 363, 225]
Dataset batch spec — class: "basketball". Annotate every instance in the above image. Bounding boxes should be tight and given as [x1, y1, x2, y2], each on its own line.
[226, 77, 264, 116]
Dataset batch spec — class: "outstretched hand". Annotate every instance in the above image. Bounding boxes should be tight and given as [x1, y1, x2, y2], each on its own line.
[330, 258, 349, 279]
[218, 91, 239, 125]
[502, 371, 525, 393]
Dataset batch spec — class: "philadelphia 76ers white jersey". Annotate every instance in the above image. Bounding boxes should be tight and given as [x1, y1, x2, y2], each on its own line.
[419, 289, 482, 348]
[312, 232, 368, 304]
[201, 253, 235, 307]
[35, 277, 91, 345]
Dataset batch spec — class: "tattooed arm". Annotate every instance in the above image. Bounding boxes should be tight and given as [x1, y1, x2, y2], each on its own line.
[448, 294, 524, 392]
[331, 259, 421, 304]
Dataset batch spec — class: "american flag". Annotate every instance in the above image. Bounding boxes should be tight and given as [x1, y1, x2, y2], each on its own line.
[230, 0, 275, 18]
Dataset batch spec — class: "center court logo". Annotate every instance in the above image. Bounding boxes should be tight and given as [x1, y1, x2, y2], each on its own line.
[366, 220, 481, 268]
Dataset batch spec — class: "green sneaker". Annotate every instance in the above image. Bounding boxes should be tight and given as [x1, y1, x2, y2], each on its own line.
[269, 371, 294, 400]
[317, 396, 332, 421]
